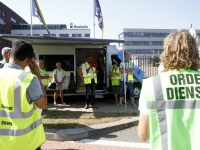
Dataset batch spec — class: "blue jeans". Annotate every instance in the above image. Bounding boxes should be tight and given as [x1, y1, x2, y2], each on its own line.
[85, 79, 96, 105]
[119, 81, 134, 98]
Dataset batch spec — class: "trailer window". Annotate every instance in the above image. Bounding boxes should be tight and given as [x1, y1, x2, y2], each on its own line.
[39, 55, 74, 71]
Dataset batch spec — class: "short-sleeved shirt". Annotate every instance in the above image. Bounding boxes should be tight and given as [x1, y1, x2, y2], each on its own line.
[53, 69, 65, 83]
[138, 88, 149, 116]
[3, 63, 43, 104]
[119, 61, 134, 82]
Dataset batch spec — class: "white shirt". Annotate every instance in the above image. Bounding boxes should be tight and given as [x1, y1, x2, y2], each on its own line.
[82, 62, 94, 79]
[53, 69, 65, 83]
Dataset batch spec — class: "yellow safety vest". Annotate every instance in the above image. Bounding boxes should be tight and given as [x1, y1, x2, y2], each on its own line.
[121, 61, 134, 81]
[82, 62, 97, 84]
[0, 68, 45, 150]
[144, 69, 200, 150]
[39, 67, 48, 86]
[110, 67, 121, 86]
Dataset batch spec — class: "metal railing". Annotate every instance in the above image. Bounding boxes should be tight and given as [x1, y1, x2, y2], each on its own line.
[132, 55, 160, 77]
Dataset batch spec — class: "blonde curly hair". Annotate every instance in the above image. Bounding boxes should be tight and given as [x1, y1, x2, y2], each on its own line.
[160, 30, 199, 71]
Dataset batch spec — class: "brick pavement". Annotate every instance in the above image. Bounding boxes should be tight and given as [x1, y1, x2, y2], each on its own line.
[41, 140, 149, 150]
[41, 126, 150, 150]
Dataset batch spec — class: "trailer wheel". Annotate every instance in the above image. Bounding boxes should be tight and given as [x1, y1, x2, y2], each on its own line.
[134, 87, 141, 98]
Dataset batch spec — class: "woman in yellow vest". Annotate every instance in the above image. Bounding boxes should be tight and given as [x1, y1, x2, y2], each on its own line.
[138, 30, 200, 150]
[0, 41, 47, 150]
[110, 62, 121, 105]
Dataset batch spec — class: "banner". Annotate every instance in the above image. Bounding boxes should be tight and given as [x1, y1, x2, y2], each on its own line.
[94, 0, 104, 38]
[32, 0, 52, 36]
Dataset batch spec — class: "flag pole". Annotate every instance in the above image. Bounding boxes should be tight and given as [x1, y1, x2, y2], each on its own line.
[93, 0, 95, 38]
[30, 0, 33, 36]
[123, 50, 127, 111]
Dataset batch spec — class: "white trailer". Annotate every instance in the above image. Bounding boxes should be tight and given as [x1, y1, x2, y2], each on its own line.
[0, 35, 143, 98]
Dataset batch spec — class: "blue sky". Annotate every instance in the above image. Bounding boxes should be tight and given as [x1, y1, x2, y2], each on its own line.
[1, 0, 200, 39]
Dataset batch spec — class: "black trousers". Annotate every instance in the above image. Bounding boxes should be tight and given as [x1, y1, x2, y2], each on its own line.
[85, 79, 95, 105]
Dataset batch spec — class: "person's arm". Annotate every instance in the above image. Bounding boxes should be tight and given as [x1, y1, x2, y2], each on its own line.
[138, 113, 149, 141]
[29, 61, 47, 109]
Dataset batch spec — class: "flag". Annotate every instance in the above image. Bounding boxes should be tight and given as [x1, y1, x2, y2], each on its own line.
[94, 0, 104, 38]
[32, 0, 52, 36]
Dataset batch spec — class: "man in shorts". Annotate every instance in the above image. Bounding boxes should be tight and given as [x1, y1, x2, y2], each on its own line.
[53, 62, 66, 105]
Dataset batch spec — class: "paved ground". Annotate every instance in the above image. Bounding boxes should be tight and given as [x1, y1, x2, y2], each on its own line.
[41, 96, 150, 150]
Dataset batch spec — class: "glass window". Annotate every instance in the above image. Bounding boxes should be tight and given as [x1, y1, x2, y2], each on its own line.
[141, 41, 145, 45]
[0, 30, 2, 34]
[144, 41, 149, 45]
[39, 55, 74, 71]
[59, 34, 69, 37]
[2, 12, 6, 17]
[132, 41, 137, 45]
[141, 33, 145, 37]
[128, 32, 133, 37]
[156, 41, 161, 45]
[124, 32, 128, 37]
[136, 33, 141, 37]
[149, 33, 153, 37]
[72, 34, 81, 37]
[152, 33, 157, 37]
[149, 41, 152, 45]
[0, 40, 3, 44]
[136, 41, 141, 45]
[133, 32, 137, 37]
[152, 41, 157, 45]
[160, 33, 166, 37]
[3, 31, 6, 34]
[43, 34, 56, 37]
[85, 34, 90, 37]
[144, 33, 149, 37]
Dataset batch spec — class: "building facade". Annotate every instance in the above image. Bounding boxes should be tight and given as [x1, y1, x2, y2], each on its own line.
[118, 28, 200, 56]
[0, 2, 27, 57]
[11, 24, 90, 38]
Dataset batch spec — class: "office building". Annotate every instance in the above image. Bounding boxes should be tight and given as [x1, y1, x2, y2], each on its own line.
[0, 2, 27, 58]
[11, 24, 90, 38]
[118, 28, 200, 56]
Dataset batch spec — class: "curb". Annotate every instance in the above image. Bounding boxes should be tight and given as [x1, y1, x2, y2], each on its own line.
[44, 117, 139, 141]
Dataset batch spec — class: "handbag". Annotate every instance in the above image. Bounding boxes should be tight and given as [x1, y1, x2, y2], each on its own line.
[48, 82, 56, 89]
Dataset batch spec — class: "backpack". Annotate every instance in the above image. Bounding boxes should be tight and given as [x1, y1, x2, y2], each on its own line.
[68, 72, 76, 90]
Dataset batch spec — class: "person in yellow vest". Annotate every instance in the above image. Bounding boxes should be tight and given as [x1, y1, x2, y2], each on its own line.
[110, 62, 121, 105]
[39, 60, 49, 105]
[82, 55, 98, 109]
[0, 41, 47, 150]
[138, 30, 200, 150]
[53, 62, 66, 105]
[119, 53, 136, 107]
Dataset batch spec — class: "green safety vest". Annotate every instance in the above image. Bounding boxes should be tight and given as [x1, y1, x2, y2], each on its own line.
[120, 61, 134, 81]
[144, 69, 200, 150]
[0, 68, 46, 150]
[110, 67, 121, 86]
[0, 60, 7, 68]
[82, 62, 97, 84]
[39, 67, 48, 86]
